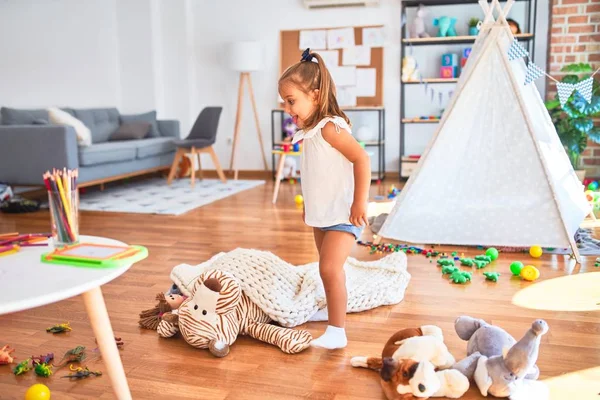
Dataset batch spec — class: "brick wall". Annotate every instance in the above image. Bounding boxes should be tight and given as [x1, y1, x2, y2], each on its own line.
[546, 0, 600, 176]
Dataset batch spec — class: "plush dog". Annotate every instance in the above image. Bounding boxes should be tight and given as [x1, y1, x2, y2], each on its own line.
[351, 326, 469, 399]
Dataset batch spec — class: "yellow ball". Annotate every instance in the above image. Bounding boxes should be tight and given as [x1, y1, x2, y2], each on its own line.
[294, 194, 304, 205]
[25, 384, 51, 400]
[529, 245, 543, 258]
[520, 265, 540, 281]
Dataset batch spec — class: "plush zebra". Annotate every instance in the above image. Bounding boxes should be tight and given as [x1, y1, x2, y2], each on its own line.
[156, 269, 313, 357]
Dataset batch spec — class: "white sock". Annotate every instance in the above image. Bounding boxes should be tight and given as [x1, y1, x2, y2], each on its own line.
[310, 325, 347, 349]
[308, 308, 329, 322]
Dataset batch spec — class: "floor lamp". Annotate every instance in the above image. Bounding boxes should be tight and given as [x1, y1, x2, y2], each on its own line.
[226, 41, 268, 180]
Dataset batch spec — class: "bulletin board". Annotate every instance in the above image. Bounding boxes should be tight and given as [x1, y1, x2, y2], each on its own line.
[279, 25, 384, 107]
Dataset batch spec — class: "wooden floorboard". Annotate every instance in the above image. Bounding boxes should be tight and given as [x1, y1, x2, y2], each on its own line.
[0, 178, 599, 399]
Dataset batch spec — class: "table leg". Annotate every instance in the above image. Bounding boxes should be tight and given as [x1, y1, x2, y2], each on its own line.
[272, 154, 286, 204]
[82, 287, 132, 400]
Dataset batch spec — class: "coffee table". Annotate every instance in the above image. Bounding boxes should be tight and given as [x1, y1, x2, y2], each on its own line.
[0, 235, 136, 400]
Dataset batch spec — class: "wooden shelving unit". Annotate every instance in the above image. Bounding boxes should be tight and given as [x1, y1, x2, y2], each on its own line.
[399, 0, 537, 181]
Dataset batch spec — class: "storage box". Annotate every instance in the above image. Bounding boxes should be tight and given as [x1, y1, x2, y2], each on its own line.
[440, 66, 457, 78]
[401, 158, 419, 178]
[441, 53, 459, 67]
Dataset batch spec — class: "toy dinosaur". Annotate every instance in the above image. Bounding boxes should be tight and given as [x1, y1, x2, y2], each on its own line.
[460, 258, 475, 267]
[139, 292, 186, 330]
[61, 364, 102, 380]
[46, 322, 72, 334]
[473, 260, 488, 269]
[32, 353, 54, 366]
[0, 345, 16, 365]
[93, 337, 124, 352]
[441, 265, 459, 275]
[449, 270, 471, 284]
[53, 346, 86, 369]
[34, 363, 53, 377]
[13, 358, 31, 375]
[483, 272, 500, 282]
[437, 259, 455, 267]
[475, 255, 492, 263]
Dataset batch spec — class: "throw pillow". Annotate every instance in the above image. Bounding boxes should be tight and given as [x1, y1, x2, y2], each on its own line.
[109, 122, 151, 141]
[120, 111, 160, 138]
[47, 107, 92, 147]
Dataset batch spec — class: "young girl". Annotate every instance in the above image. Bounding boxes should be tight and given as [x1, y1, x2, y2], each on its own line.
[278, 48, 371, 349]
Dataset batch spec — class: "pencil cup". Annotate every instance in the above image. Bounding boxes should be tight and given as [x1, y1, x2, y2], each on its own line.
[48, 189, 79, 248]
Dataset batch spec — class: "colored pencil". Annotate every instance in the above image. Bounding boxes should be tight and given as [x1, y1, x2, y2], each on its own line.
[44, 168, 79, 244]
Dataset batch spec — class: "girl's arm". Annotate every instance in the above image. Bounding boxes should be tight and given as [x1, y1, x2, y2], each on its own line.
[321, 122, 371, 227]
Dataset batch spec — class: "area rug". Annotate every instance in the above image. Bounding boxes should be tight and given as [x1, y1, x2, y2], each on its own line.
[78, 178, 264, 215]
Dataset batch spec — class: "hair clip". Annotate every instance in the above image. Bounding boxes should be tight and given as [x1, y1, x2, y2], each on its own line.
[301, 48, 314, 62]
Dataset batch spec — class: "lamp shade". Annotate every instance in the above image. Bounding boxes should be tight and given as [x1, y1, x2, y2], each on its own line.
[226, 41, 264, 72]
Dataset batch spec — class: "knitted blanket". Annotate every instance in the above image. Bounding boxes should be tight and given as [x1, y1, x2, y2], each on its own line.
[170, 248, 411, 328]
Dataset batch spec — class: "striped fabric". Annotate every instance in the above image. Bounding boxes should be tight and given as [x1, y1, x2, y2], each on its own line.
[524, 62, 544, 85]
[575, 77, 594, 104]
[157, 269, 313, 355]
[556, 82, 576, 107]
[507, 39, 529, 61]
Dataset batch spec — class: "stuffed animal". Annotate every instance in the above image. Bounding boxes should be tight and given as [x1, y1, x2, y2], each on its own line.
[402, 56, 420, 82]
[452, 316, 549, 398]
[155, 269, 313, 357]
[282, 117, 298, 140]
[433, 17, 457, 37]
[138, 292, 186, 330]
[409, 4, 430, 38]
[351, 326, 469, 399]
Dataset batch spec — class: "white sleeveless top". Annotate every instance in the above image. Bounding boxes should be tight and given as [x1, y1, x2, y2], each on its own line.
[292, 116, 354, 228]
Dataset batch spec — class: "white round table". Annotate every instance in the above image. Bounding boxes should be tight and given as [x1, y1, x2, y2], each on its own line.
[0, 235, 134, 400]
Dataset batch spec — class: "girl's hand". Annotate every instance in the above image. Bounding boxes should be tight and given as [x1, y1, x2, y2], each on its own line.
[350, 202, 369, 227]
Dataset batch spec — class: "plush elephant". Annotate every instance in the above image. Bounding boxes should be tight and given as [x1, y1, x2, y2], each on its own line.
[433, 17, 457, 37]
[452, 316, 549, 398]
[155, 269, 313, 357]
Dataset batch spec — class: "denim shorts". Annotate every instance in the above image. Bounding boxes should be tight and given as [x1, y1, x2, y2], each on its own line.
[318, 223, 364, 240]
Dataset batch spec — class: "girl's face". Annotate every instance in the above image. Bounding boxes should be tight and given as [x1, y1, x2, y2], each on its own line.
[279, 82, 317, 129]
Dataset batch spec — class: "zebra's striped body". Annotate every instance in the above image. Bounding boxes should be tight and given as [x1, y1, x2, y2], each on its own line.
[157, 269, 312, 355]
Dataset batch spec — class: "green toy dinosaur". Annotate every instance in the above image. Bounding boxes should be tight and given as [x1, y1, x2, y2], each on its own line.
[442, 265, 459, 275]
[54, 346, 86, 369]
[34, 363, 53, 377]
[460, 258, 475, 267]
[450, 270, 472, 284]
[13, 359, 31, 376]
[475, 255, 492, 263]
[473, 259, 488, 269]
[437, 259, 455, 267]
[483, 272, 501, 282]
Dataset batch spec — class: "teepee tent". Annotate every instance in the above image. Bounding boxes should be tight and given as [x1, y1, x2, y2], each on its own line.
[378, 0, 590, 262]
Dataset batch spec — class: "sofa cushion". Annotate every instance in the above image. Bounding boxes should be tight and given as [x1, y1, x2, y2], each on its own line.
[120, 111, 160, 138]
[78, 141, 137, 166]
[136, 137, 176, 159]
[1, 107, 49, 125]
[109, 122, 151, 141]
[71, 108, 120, 144]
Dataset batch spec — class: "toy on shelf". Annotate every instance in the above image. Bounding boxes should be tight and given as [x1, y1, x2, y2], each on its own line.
[402, 55, 420, 82]
[453, 316, 549, 398]
[461, 47, 472, 69]
[409, 3, 430, 38]
[350, 325, 469, 400]
[468, 17, 481, 36]
[440, 53, 459, 79]
[433, 16, 457, 37]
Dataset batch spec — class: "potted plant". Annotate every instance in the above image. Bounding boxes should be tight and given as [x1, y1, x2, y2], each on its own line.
[468, 18, 480, 35]
[545, 63, 600, 182]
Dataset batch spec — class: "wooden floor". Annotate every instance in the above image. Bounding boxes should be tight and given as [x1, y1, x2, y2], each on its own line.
[0, 178, 599, 400]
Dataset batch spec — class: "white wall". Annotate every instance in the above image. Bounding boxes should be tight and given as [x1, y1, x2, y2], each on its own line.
[0, 0, 549, 174]
[0, 0, 121, 108]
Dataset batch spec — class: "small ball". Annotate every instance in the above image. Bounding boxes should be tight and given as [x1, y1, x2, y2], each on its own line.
[485, 247, 499, 261]
[25, 384, 51, 400]
[520, 265, 540, 281]
[510, 261, 524, 276]
[294, 194, 304, 205]
[587, 181, 599, 191]
[529, 245, 543, 258]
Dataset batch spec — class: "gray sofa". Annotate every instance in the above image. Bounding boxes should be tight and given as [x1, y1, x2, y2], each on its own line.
[0, 107, 179, 186]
